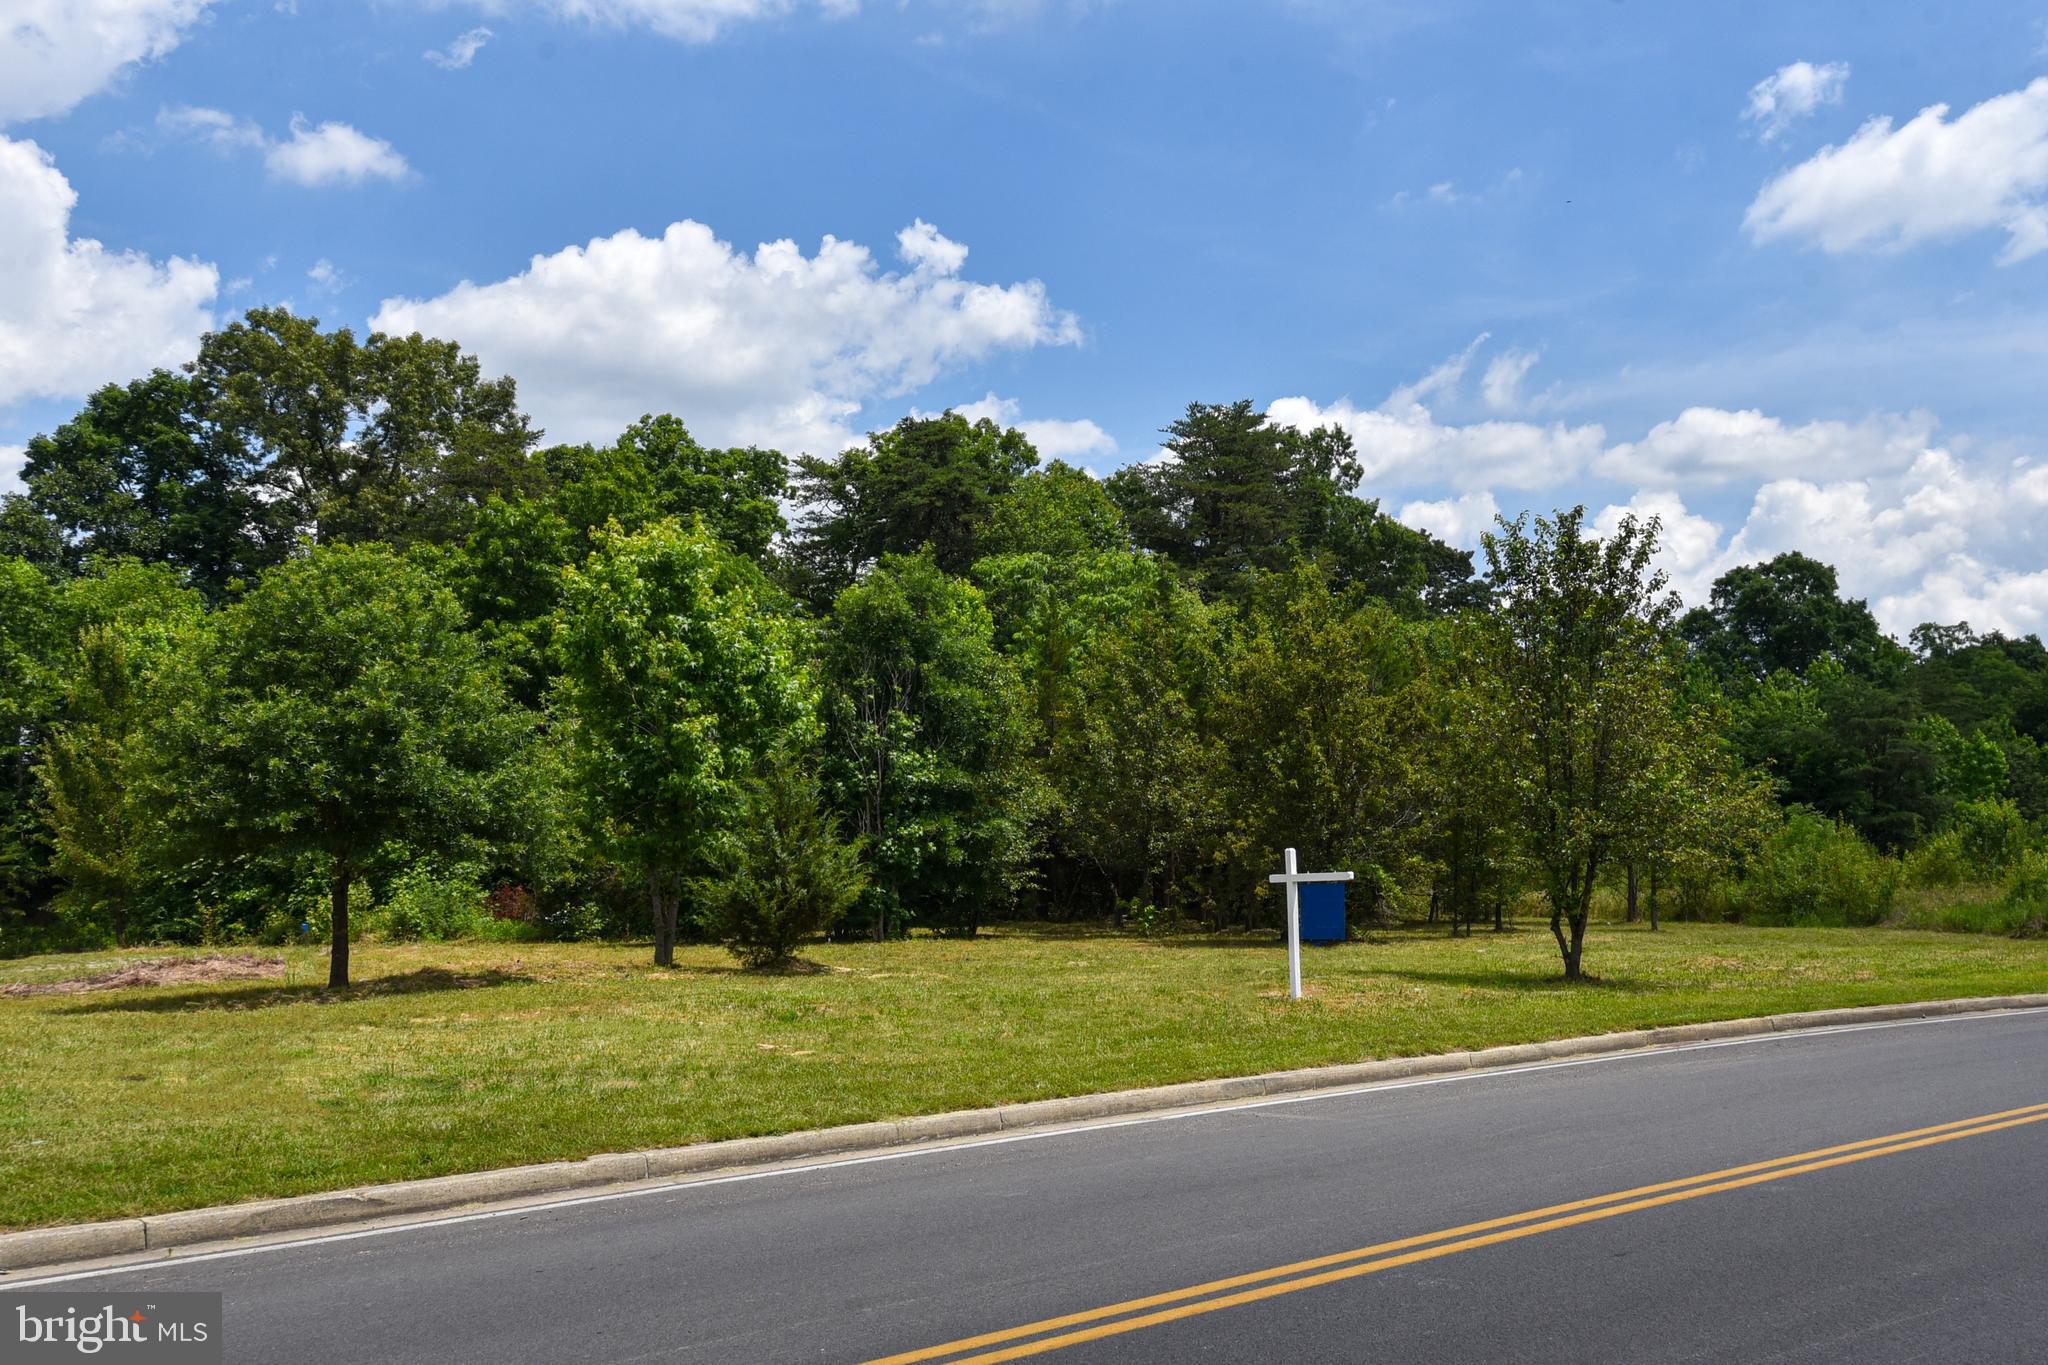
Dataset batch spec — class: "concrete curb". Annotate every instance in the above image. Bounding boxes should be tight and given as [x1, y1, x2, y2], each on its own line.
[7, 991, 2046, 1273]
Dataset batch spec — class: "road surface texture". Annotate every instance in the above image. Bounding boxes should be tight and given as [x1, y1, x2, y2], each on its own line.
[11, 1008, 2048, 1363]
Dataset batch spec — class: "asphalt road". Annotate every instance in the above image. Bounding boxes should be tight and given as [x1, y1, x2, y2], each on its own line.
[13, 1009, 2048, 1364]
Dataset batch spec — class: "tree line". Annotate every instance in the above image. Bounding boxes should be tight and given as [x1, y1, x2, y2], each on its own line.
[2, 309, 2044, 983]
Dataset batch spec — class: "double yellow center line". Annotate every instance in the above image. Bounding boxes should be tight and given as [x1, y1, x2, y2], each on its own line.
[861, 1099, 2048, 1364]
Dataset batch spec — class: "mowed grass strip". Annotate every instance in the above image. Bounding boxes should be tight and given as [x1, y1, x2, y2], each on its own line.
[2, 922, 2044, 1230]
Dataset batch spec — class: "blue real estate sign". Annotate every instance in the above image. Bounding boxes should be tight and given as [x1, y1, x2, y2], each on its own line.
[1298, 881, 1346, 945]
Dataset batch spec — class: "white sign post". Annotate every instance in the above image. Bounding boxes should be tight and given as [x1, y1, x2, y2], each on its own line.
[1268, 847, 1354, 1000]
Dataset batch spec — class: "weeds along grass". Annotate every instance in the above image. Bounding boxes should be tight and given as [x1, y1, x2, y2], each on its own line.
[2, 921, 2045, 1230]
[1887, 884, 2043, 935]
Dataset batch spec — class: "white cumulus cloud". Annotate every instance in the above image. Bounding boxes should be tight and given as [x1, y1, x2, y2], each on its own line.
[1332, 340, 2048, 636]
[160, 106, 413, 186]
[1268, 338, 1605, 491]
[949, 393, 1116, 463]
[1746, 77, 2048, 264]
[1536, 453, 2048, 635]
[1743, 60, 1849, 142]
[0, 133, 217, 411]
[1396, 489, 1499, 548]
[1715, 451, 2048, 634]
[1597, 406, 1936, 484]
[264, 116, 412, 187]
[0, 0, 214, 126]
[370, 218, 1080, 453]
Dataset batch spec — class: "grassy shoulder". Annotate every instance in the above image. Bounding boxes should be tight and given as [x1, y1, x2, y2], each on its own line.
[3, 920, 2046, 1231]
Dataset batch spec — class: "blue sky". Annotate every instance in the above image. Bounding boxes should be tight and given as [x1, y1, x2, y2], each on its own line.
[5, 0, 2048, 633]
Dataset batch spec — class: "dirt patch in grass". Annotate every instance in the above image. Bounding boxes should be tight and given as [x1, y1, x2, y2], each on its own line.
[0, 953, 284, 997]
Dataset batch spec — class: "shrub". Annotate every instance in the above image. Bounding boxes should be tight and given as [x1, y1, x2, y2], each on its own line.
[380, 867, 489, 942]
[692, 754, 867, 970]
[1903, 830, 1972, 889]
[1734, 810, 1899, 927]
[1951, 798, 2035, 873]
[2009, 850, 2048, 936]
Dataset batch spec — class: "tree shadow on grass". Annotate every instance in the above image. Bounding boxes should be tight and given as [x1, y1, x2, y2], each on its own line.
[1366, 965, 1651, 993]
[55, 967, 538, 1014]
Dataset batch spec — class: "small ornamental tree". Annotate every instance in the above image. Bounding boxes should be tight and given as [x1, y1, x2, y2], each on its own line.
[1475, 507, 1716, 980]
[155, 543, 534, 986]
[692, 751, 867, 969]
[556, 519, 816, 966]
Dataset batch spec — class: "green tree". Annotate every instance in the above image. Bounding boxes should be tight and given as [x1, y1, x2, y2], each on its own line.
[1049, 576, 1219, 922]
[154, 544, 535, 985]
[36, 564, 206, 945]
[1729, 661, 1947, 851]
[692, 751, 868, 969]
[1423, 620, 1523, 934]
[977, 461, 1131, 560]
[0, 558, 66, 933]
[820, 552, 1038, 938]
[1107, 400, 1356, 589]
[1916, 713, 2009, 804]
[617, 414, 787, 561]
[442, 496, 579, 707]
[1210, 567, 1438, 928]
[190, 308, 539, 548]
[0, 373, 272, 596]
[1317, 497, 1486, 613]
[555, 519, 816, 965]
[539, 440, 659, 539]
[1612, 673, 1779, 929]
[1106, 400, 1475, 607]
[789, 412, 1038, 602]
[1680, 553, 1893, 683]
[1474, 507, 1715, 979]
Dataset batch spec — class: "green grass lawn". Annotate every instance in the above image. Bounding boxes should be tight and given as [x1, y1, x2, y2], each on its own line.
[3, 920, 2046, 1230]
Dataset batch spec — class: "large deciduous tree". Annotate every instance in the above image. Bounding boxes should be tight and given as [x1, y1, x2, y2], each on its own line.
[1680, 552, 1893, 683]
[155, 543, 535, 986]
[616, 414, 787, 561]
[1211, 567, 1439, 927]
[191, 307, 540, 547]
[820, 552, 1037, 938]
[0, 373, 273, 596]
[555, 519, 816, 966]
[789, 412, 1038, 603]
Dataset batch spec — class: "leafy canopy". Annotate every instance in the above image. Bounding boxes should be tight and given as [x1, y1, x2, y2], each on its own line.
[555, 518, 817, 964]
[153, 542, 536, 984]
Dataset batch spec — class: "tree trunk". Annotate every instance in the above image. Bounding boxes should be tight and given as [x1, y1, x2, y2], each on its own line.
[651, 872, 676, 967]
[1553, 861, 1596, 980]
[1649, 866, 1661, 932]
[1563, 913, 1588, 980]
[1625, 863, 1640, 923]
[1493, 890, 1504, 933]
[328, 859, 351, 988]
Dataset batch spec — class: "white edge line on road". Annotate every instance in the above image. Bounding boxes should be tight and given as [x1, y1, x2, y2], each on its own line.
[10, 1004, 2048, 1287]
